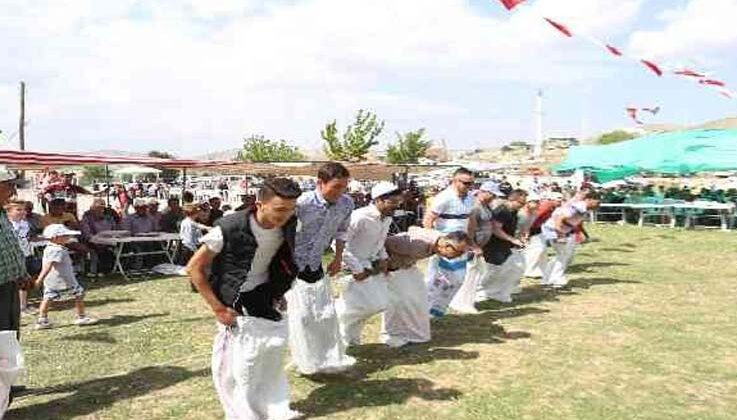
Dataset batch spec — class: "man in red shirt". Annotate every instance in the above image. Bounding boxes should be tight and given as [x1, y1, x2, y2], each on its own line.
[523, 193, 563, 278]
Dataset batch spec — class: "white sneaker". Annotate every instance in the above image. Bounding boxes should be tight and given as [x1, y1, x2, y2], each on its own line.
[35, 318, 52, 330]
[74, 316, 99, 326]
[21, 307, 38, 316]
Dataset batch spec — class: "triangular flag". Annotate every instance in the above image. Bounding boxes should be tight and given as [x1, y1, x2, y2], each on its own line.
[699, 79, 726, 87]
[642, 106, 660, 115]
[641, 59, 663, 77]
[719, 90, 733, 99]
[605, 44, 623, 57]
[498, 0, 524, 10]
[626, 107, 643, 124]
[674, 69, 705, 78]
[544, 18, 573, 37]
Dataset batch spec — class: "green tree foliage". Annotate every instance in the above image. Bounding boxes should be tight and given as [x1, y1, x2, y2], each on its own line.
[386, 128, 432, 164]
[237, 135, 304, 162]
[597, 130, 638, 145]
[321, 109, 385, 161]
[148, 150, 180, 182]
[80, 165, 108, 185]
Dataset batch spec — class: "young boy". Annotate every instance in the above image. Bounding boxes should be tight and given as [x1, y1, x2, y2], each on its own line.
[5, 200, 42, 316]
[34, 224, 98, 329]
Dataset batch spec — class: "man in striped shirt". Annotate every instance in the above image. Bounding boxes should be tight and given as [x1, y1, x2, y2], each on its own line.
[423, 167, 475, 233]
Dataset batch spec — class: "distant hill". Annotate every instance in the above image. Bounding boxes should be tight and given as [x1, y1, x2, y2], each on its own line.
[693, 116, 737, 130]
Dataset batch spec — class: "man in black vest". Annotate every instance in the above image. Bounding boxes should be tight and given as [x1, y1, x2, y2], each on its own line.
[187, 177, 305, 419]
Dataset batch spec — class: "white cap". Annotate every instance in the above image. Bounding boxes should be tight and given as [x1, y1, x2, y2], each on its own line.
[148, 198, 160, 205]
[133, 198, 148, 207]
[371, 181, 399, 199]
[0, 165, 18, 183]
[42, 224, 81, 239]
[527, 192, 541, 201]
[545, 192, 563, 201]
[479, 181, 506, 197]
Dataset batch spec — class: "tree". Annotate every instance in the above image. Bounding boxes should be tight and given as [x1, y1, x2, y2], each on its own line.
[148, 150, 180, 182]
[80, 165, 108, 185]
[321, 109, 385, 161]
[237, 135, 304, 162]
[597, 130, 638, 145]
[386, 128, 432, 164]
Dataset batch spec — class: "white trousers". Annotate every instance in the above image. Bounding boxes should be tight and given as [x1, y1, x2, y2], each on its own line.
[524, 234, 548, 278]
[380, 266, 431, 347]
[286, 278, 356, 375]
[212, 316, 300, 420]
[541, 237, 577, 287]
[335, 274, 389, 346]
[476, 251, 525, 303]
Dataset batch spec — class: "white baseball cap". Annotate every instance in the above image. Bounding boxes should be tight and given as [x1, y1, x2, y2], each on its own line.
[479, 181, 506, 197]
[527, 192, 541, 201]
[371, 181, 399, 199]
[133, 198, 148, 207]
[545, 192, 563, 201]
[42, 224, 81, 239]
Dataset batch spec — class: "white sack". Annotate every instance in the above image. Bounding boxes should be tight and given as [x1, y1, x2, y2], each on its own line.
[212, 317, 300, 420]
[286, 278, 355, 374]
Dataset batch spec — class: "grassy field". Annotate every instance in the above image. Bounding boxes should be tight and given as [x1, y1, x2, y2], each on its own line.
[6, 225, 737, 419]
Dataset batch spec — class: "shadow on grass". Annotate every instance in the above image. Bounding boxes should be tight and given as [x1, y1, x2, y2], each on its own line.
[97, 312, 170, 328]
[31, 297, 136, 311]
[6, 366, 208, 420]
[294, 377, 461, 418]
[599, 247, 636, 253]
[568, 277, 640, 289]
[567, 261, 630, 274]
[83, 274, 175, 292]
[63, 331, 117, 344]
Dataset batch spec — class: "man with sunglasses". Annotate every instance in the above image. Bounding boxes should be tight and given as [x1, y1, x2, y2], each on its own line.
[476, 189, 528, 304]
[424, 167, 475, 234]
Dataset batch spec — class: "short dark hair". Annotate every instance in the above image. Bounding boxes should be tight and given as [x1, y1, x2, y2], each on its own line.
[208, 196, 221, 204]
[453, 167, 474, 177]
[317, 162, 350, 183]
[167, 197, 180, 206]
[258, 177, 302, 202]
[49, 198, 66, 206]
[182, 191, 194, 203]
[508, 189, 528, 200]
[583, 190, 601, 200]
[442, 231, 470, 245]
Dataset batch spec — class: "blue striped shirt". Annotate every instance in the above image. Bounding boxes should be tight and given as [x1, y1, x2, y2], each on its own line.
[430, 187, 475, 233]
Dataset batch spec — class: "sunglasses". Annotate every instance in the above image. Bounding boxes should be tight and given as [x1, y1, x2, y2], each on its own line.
[458, 180, 474, 186]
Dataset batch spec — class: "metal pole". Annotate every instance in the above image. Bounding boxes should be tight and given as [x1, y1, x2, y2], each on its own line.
[19, 81, 25, 151]
[105, 165, 111, 207]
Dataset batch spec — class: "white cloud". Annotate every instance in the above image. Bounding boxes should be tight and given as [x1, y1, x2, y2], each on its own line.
[0, 0, 653, 155]
[629, 0, 737, 61]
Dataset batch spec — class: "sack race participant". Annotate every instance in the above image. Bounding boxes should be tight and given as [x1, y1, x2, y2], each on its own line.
[476, 190, 528, 303]
[287, 163, 356, 375]
[186, 178, 304, 420]
[0, 331, 24, 416]
[523, 193, 563, 278]
[423, 167, 475, 234]
[382, 228, 470, 347]
[336, 182, 402, 346]
[540, 191, 600, 289]
[449, 253, 484, 314]
[426, 254, 470, 318]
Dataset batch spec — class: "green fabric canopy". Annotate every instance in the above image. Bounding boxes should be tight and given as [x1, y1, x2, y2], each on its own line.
[555, 129, 737, 182]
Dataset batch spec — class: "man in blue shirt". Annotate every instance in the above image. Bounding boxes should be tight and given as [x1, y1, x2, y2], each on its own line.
[287, 163, 356, 375]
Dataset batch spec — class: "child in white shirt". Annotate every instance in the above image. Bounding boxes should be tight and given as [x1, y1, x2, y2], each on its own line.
[34, 224, 98, 329]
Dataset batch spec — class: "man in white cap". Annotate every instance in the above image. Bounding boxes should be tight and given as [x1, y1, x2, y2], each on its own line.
[336, 181, 402, 345]
[121, 198, 157, 235]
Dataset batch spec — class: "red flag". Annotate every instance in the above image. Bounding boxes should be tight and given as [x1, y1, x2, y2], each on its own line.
[498, 0, 524, 10]
[641, 59, 663, 77]
[626, 107, 643, 124]
[605, 44, 623, 57]
[720, 90, 733, 99]
[674, 69, 705, 78]
[699, 78, 726, 87]
[544, 18, 573, 37]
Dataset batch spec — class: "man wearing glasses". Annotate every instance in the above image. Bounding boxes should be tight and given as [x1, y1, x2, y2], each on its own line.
[424, 167, 475, 234]
[476, 189, 528, 303]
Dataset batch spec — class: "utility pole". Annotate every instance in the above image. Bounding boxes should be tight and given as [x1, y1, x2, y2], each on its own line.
[533, 89, 544, 160]
[19, 81, 26, 151]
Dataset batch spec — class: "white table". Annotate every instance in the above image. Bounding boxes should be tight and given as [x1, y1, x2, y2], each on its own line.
[595, 201, 735, 231]
[671, 202, 736, 231]
[90, 233, 181, 280]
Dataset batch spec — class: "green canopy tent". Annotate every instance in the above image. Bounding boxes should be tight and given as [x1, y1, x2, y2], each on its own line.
[555, 129, 737, 182]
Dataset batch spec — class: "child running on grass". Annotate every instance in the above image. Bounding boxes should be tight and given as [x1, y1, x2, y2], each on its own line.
[34, 224, 98, 330]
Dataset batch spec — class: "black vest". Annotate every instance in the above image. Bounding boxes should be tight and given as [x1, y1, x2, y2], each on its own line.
[210, 210, 298, 313]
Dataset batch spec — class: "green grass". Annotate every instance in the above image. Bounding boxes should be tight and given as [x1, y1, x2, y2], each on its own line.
[6, 225, 737, 419]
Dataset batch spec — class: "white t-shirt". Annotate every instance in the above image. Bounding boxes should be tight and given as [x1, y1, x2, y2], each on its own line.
[200, 215, 284, 292]
[542, 200, 588, 240]
[42, 244, 79, 291]
[430, 187, 475, 233]
[11, 219, 33, 257]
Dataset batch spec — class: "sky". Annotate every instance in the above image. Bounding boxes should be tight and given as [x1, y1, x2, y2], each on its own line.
[0, 0, 736, 157]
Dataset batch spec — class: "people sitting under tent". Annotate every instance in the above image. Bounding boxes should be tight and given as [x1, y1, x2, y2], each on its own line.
[80, 198, 118, 276]
[41, 198, 80, 230]
[121, 199, 158, 235]
[159, 197, 184, 233]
